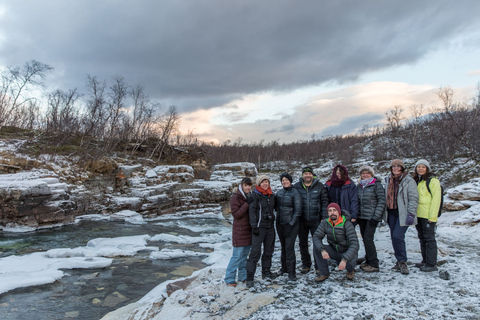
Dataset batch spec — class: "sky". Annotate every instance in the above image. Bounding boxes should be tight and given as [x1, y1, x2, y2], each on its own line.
[1, 0, 480, 144]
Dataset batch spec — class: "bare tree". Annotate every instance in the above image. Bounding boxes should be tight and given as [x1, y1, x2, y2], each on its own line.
[0, 60, 53, 127]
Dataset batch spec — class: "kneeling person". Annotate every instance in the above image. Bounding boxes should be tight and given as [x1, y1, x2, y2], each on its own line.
[313, 203, 359, 281]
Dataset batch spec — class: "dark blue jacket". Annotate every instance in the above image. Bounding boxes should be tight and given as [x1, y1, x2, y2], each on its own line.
[325, 179, 359, 220]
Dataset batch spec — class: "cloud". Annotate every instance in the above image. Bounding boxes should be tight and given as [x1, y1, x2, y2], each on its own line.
[467, 70, 480, 76]
[1, 1, 480, 112]
[179, 81, 476, 143]
[321, 113, 384, 136]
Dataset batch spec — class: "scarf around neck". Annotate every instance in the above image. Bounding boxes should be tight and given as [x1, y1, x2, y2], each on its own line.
[359, 177, 375, 188]
[330, 165, 349, 187]
[387, 171, 407, 209]
[255, 185, 273, 196]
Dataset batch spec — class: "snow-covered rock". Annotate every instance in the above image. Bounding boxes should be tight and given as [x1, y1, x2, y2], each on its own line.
[0, 172, 76, 229]
[210, 162, 257, 182]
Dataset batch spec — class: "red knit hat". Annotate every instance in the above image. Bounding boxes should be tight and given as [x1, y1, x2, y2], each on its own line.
[327, 203, 341, 214]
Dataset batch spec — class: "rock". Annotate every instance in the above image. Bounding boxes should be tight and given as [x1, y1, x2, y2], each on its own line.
[166, 276, 198, 297]
[170, 265, 199, 277]
[64, 311, 80, 318]
[92, 298, 102, 305]
[439, 270, 450, 280]
[102, 291, 129, 308]
[0, 173, 76, 228]
[447, 179, 480, 201]
[210, 162, 257, 182]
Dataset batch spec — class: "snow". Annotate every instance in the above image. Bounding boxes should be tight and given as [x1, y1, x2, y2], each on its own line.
[0, 252, 112, 295]
[110, 209, 145, 224]
[149, 248, 209, 260]
[75, 210, 146, 224]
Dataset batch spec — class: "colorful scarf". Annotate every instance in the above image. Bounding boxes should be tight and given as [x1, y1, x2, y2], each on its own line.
[387, 171, 407, 209]
[255, 185, 273, 196]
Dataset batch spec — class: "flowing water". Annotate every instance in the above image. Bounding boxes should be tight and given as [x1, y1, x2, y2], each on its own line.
[0, 211, 231, 320]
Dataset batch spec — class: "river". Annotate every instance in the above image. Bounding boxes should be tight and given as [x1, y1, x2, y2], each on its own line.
[0, 208, 231, 320]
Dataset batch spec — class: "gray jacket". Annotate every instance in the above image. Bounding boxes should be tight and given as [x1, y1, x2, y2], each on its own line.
[357, 178, 386, 221]
[313, 216, 359, 262]
[384, 174, 419, 227]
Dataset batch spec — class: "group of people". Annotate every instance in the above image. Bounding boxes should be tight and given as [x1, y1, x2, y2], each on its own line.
[224, 159, 442, 288]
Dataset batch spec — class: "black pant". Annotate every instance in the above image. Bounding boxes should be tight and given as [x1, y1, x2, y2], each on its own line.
[415, 217, 437, 267]
[314, 245, 357, 275]
[246, 226, 275, 280]
[276, 222, 299, 274]
[357, 218, 379, 268]
[298, 219, 320, 269]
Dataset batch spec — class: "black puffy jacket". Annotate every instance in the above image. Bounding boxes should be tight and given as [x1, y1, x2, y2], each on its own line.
[275, 186, 302, 226]
[249, 190, 276, 229]
[357, 178, 386, 221]
[293, 178, 329, 223]
[313, 216, 359, 262]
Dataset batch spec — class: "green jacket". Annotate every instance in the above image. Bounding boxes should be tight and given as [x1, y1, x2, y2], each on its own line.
[416, 177, 441, 222]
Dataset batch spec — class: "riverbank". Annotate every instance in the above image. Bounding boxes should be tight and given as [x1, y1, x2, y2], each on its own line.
[102, 205, 480, 320]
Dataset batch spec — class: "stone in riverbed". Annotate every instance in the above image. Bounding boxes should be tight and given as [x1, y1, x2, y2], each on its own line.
[102, 291, 129, 308]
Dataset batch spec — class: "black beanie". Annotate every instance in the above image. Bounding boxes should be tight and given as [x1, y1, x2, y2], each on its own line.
[280, 172, 293, 183]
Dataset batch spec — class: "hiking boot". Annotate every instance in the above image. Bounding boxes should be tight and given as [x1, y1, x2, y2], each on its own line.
[246, 280, 254, 288]
[346, 271, 355, 280]
[226, 282, 237, 287]
[356, 257, 366, 265]
[314, 274, 329, 282]
[359, 262, 368, 270]
[414, 261, 426, 268]
[398, 261, 409, 275]
[391, 262, 400, 272]
[420, 265, 438, 272]
[262, 271, 278, 279]
[288, 273, 297, 281]
[362, 265, 379, 272]
[300, 266, 311, 274]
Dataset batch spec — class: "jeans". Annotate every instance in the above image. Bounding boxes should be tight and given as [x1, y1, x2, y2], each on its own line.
[298, 219, 320, 269]
[415, 217, 437, 267]
[224, 245, 252, 284]
[358, 218, 379, 268]
[387, 209, 409, 262]
[246, 227, 275, 280]
[314, 244, 357, 276]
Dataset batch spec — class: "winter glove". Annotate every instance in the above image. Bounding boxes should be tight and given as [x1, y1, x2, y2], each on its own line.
[252, 227, 260, 236]
[368, 219, 379, 228]
[405, 212, 415, 226]
[246, 196, 255, 204]
[283, 225, 292, 238]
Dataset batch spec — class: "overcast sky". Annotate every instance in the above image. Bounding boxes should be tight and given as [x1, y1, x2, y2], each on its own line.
[1, 1, 479, 143]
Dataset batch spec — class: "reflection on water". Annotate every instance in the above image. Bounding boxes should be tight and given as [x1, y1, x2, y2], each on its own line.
[0, 213, 230, 320]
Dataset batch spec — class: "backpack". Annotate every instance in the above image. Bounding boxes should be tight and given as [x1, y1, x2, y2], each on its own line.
[425, 177, 444, 217]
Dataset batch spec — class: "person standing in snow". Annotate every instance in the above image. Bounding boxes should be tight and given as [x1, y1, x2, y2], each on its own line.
[294, 166, 329, 274]
[357, 165, 386, 272]
[384, 159, 419, 275]
[413, 159, 441, 272]
[225, 177, 254, 286]
[325, 165, 359, 223]
[275, 172, 302, 281]
[313, 203, 359, 282]
[245, 175, 277, 288]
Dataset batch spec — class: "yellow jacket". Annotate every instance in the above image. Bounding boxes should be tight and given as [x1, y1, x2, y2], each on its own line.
[416, 177, 442, 222]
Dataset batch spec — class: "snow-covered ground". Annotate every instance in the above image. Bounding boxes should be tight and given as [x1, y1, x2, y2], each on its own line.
[98, 198, 480, 320]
